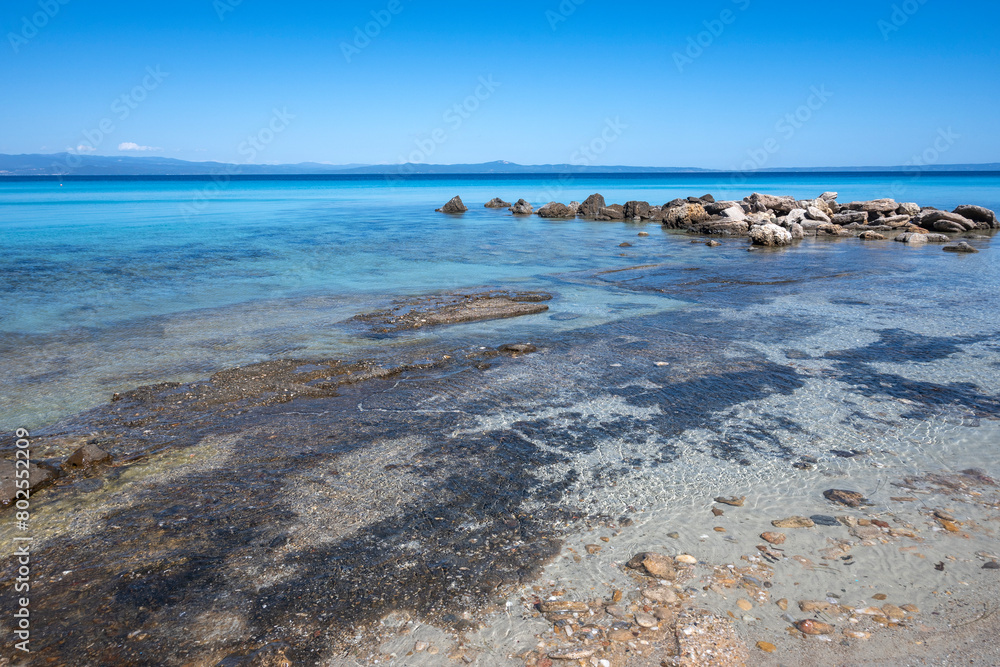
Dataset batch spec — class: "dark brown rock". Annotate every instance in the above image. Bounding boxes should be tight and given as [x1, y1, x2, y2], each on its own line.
[623, 200, 651, 219]
[436, 196, 468, 214]
[537, 202, 572, 218]
[578, 193, 606, 219]
[484, 197, 512, 209]
[0, 460, 61, 507]
[64, 443, 111, 469]
[823, 489, 869, 508]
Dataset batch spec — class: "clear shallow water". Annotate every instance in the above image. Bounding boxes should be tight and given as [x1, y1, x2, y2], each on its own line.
[1, 174, 999, 430]
[2, 175, 1000, 665]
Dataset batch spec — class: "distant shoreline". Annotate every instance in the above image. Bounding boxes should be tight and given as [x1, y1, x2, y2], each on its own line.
[4, 170, 1000, 182]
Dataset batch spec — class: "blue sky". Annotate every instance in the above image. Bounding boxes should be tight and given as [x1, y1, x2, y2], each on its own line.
[1, 0, 998, 168]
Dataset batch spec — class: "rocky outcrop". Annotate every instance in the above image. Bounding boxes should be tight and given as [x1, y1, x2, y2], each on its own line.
[436, 196, 468, 214]
[953, 205, 997, 229]
[913, 210, 976, 233]
[661, 202, 709, 229]
[536, 202, 572, 218]
[844, 199, 899, 214]
[749, 223, 793, 247]
[719, 206, 747, 221]
[690, 220, 749, 236]
[806, 206, 832, 223]
[509, 199, 533, 216]
[747, 193, 798, 215]
[597, 204, 625, 221]
[578, 193, 606, 219]
[815, 223, 853, 237]
[484, 197, 512, 209]
[832, 211, 868, 225]
[623, 201, 651, 220]
[897, 202, 921, 216]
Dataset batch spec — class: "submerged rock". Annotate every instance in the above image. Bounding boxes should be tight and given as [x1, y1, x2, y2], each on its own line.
[942, 242, 979, 254]
[772, 516, 815, 529]
[498, 343, 538, 355]
[436, 196, 468, 214]
[0, 460, 60, 507]
[823, 489, 869, 508]
[353, 290, 552, 333]
[64, 443, 112, 470]
[858, 231, 886, 241]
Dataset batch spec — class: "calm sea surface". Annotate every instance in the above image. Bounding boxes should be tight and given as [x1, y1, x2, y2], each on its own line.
[1, 173, 999, 429]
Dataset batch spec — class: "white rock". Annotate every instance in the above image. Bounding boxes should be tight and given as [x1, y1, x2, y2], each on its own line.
[749, 223, 794, 247]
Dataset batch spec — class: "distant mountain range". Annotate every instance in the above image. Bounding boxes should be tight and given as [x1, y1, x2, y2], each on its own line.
[1, 154, 998, 177]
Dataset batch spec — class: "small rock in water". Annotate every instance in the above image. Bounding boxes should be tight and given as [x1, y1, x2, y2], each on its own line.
[942, 241, 978, 253]
[934, 510, 955, 521]
[667, 532, 680, 539]
[712, 507, 724, 517]
[823, 489, 869, 508]
[715, 496, 746, 507]
[606, 604, 626, 618]
[64, 443, 111, 469]
[642, 585, 679, 604]
[794, 619, 835, 635]
[714, 527, 726, 533]
[984, 561, 1000, 570]
[675, 554, 697, 565]
[637, 231, 649, 237]
[776, 599, 789, 611]
[772, 517, 815, 529]
[539, 601, 589, 613]
[810, 515, 841, 527]
[901, 604, 920, 613]
[872, 593, 887, 601]
[619, 242, 633, 248]
[761, 532, 786, 545]
[627, 552, 676, 578]
[498, 343, 538, 355]
[608, 629, 634, 643]
[414, 641, 429, 652]
[584, 544, 601, 555]
[706, 240, 721, 247]
[737, 599, 753, 611]
[756, 641, 777, 653]
[843, 630, 870, 640]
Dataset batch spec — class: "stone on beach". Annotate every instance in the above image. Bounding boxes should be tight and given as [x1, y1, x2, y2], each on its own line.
[436, 196, 468, 214]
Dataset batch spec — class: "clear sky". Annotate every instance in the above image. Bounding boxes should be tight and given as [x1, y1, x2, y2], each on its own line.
[2, 0, 999, 168]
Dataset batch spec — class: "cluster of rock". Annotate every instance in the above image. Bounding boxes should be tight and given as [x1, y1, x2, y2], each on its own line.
[437, 193, 996, 248]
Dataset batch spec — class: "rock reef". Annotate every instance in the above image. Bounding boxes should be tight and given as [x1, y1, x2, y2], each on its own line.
[437, 193, 997, 250]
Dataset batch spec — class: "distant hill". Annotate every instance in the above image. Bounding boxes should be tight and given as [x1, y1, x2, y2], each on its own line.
[0, 153, 997, 177]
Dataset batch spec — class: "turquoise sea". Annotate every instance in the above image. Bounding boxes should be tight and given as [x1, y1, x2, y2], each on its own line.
[3, 173, 1000, 665]
[2, 173, 999, 430]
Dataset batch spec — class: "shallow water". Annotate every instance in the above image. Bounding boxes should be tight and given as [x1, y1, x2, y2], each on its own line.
[1, 176, 999, 665]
